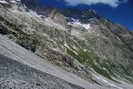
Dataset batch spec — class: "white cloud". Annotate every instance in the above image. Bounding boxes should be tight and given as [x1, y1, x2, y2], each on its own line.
[64, 0, 127, 7]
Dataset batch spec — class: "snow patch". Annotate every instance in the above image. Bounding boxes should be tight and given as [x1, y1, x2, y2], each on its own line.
[83, 24, 91, 29]
[68, 18, 91, 29]
[0, 0, 20, 4]
[10, 0, 18, 3]
[0, 0, 8, 4]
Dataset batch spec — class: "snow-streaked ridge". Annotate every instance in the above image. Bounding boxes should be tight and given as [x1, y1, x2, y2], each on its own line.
[0, 0, 20, 4]
[68, 18, 91, 29]
[0, 0, 8, 4]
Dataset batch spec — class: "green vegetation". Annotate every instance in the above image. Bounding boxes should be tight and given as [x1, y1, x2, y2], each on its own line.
[67, 47, 113, 80]
[66, 45, 133, 83]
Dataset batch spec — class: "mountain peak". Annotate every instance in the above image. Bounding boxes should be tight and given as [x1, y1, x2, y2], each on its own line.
[17, 0, 101, 23]
[60, 8, 101, 23]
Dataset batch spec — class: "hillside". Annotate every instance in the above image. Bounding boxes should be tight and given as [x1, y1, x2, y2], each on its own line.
[0, 0, 133, 89]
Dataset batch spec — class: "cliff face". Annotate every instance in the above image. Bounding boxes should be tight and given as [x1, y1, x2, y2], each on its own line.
[0, 0, 133, 89]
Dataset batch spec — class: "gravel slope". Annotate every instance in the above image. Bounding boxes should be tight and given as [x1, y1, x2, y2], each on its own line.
[0, 35, 116, 89]
[0, 54, 83, 89]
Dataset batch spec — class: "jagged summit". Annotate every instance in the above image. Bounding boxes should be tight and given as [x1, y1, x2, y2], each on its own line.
[16, 0, 101, 23]
[17, 0, 102, 31]
[61, 8, 101, 23]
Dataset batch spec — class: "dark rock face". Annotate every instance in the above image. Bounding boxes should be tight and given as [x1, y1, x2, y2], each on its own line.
[21, 0, 55, 16]
[61, 8, 101, 23]
[0, 24, 9, 35]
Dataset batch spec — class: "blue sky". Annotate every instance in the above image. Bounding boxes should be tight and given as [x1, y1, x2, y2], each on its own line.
[39, 0, 133, 30]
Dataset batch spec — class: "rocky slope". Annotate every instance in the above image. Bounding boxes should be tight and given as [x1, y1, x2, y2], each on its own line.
[0, 54, 82, 89]
[0, 0, 133, 89]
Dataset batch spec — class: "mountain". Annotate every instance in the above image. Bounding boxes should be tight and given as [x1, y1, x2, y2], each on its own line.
[0, 0, 133, 89]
